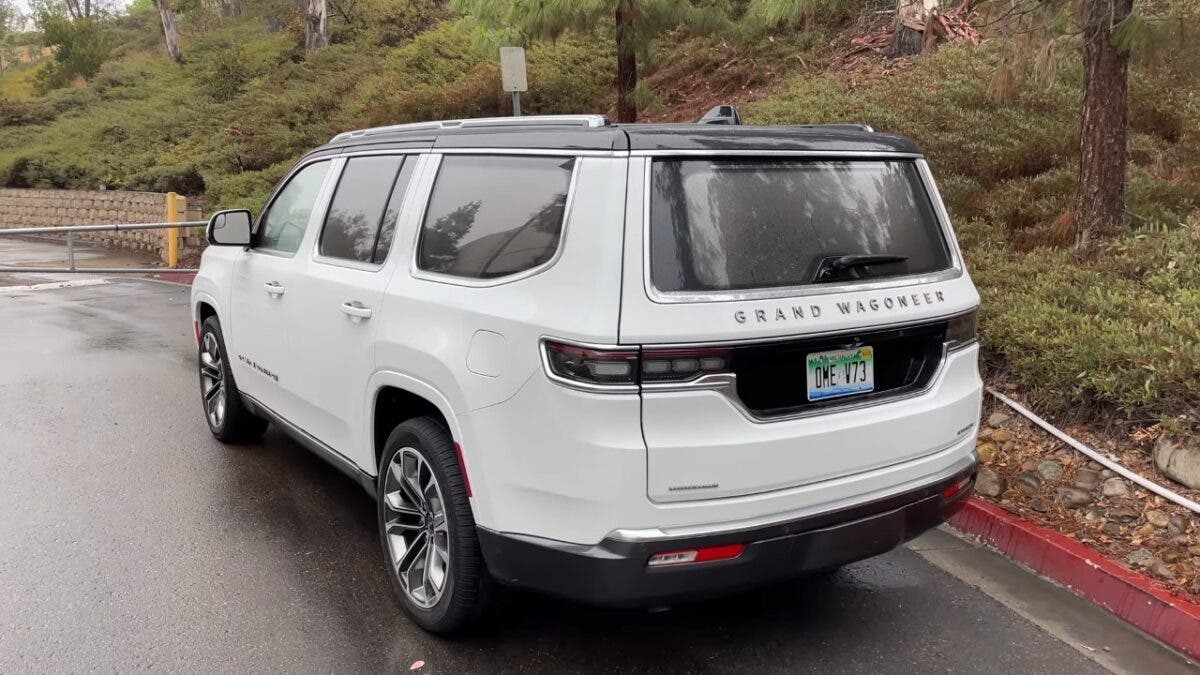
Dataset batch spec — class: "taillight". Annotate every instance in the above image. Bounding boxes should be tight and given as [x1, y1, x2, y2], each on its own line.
[648, 543, 744, 567]
[542, 340, 639, 388]
[946, 309, 978, 350]
[640, 347, 731, 383]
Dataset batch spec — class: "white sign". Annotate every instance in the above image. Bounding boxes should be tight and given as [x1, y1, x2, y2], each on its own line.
[499, 46, 528, 93]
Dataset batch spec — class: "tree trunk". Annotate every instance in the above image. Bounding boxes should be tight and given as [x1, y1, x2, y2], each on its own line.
[154, 0, 182, 64]
[614, 0, 637, 123]
[304, 0, 328, 53]
[891, 0, 938, 57]
[1072, 0, 1134, 250]
[211, 0, 244, 19]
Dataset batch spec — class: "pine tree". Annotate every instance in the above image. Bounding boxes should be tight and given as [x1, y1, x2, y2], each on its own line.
[1072, 0, 1134, 250]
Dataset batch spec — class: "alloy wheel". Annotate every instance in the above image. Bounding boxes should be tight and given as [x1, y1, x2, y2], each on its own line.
[383, 448, 451, 609]
[199, 332, 226, 429]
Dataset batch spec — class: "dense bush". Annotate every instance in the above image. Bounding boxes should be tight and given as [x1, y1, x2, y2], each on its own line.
[34, 16, 112, 93]
[959, 219, 1200, 431]
[749, 45, 1081, 184]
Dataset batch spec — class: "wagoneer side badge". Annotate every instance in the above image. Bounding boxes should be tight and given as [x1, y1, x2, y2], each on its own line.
[735, 291, 947, 325]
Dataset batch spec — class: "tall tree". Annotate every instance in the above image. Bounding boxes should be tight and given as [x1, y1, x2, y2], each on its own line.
[1072, 0, 1134, 249]
[152, 0, 181, 63]
[305, 0, 327, 52]
[989, 1, 1195, 249]
[453, 0, 732, 123]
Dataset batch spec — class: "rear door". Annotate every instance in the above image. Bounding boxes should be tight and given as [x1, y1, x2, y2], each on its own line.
[620, 154, 980, 501]
[287, 153, 421, 468]
[228, 159, 334, 420]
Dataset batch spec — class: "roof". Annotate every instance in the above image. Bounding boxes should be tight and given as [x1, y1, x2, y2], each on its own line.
[307, 115, 922, 158]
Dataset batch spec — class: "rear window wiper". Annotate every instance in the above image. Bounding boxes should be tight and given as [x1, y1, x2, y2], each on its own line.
[813, 254, 909, 283]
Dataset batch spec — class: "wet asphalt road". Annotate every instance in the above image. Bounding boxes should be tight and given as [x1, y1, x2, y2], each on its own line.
[0, 267, 1193, 673]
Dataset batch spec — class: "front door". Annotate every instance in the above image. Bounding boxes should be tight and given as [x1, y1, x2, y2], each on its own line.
[287, 154, 421, 467]
[227, 159, 333, 421]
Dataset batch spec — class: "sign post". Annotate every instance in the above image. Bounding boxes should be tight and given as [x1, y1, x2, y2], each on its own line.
[499, 46, 528, 117]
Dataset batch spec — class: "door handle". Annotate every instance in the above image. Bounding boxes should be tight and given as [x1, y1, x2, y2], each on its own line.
[264, 281, 285, 297]
[340, 301, 373, 322]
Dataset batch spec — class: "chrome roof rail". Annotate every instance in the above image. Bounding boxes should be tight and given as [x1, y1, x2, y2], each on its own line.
[789, 123, 875, 133]
[330, 115, 611, 143]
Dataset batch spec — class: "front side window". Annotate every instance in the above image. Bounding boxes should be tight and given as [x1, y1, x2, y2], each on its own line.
[649, 159, 952, 293]
[319, 155, 413, 264]
[257, 160, 331, 254]
[417, 155, 575, 280]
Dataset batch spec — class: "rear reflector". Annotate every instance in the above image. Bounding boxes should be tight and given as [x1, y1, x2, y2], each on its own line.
[647, 543, 744, 567]
[193, 320, 200, 345]
[942, 475, 971, 501]
[454, 442, 472, 498]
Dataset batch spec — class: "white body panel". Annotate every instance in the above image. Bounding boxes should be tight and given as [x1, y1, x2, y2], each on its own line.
[193, 143, 982, 549]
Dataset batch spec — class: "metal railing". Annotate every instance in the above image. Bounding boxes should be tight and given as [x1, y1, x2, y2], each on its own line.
[0, 220, 206, 274]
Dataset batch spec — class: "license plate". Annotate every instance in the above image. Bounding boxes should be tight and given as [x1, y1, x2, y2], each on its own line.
[806, 346, 875, 401]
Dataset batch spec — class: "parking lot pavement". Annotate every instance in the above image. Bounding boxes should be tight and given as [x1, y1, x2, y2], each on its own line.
[0, 277, 1194, 673]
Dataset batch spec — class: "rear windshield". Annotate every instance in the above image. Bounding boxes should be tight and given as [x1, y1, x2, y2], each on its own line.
[649, 159, 952, 293]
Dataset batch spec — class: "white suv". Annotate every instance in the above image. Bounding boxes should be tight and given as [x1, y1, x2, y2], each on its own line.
[191, 112, 982, 633]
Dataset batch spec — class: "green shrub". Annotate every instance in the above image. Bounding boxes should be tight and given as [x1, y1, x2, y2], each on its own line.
[747, 44, 1080, 184]
[34, 16, 112, 93]
[962, 219, 1200, 430]
[126, 165, 207, 194]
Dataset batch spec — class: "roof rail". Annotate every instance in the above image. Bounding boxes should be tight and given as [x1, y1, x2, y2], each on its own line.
[330, 115, 610, 143]
[791, 123, 875, 133]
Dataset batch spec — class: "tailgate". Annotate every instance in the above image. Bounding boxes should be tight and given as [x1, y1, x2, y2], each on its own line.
[619, 155, 980, 501]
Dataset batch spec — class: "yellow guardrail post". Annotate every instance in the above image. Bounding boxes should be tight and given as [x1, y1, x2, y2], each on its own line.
[166, 191, 179, 269]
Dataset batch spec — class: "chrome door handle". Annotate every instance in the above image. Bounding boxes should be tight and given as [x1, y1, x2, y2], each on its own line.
[263, 281, 285, 297]
[340, 301, 373, 322]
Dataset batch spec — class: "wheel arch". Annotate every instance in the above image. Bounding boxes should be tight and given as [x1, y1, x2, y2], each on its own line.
[193, 291, 221, 325]
[368, 372, 465, 478]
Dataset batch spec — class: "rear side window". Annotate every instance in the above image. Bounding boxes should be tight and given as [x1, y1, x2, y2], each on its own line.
[417, 155, 575, 279]
[319, 155, 414, 264]
[649, 159, 952, 293]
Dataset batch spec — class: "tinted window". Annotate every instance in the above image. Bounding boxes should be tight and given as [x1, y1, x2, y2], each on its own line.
[257, 160, 330, 254]
[372, 158, 417, 264]
[417, 155, 575, 279]
[649, 159, 951, 292]
[319, 155, 411, 263]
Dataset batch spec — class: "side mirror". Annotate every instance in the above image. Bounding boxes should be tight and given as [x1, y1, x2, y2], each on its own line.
[207, 209, 253, 246]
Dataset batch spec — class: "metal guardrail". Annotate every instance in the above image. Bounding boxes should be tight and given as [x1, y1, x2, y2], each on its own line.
[0, 220, 207, 274]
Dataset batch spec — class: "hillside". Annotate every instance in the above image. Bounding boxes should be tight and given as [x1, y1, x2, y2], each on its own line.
[1, 1, 1199, 436]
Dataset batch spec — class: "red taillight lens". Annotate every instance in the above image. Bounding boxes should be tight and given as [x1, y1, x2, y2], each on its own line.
[543, 340, 639, 387]
[640, 347, 731, 383]
[648, 543, 744, 567]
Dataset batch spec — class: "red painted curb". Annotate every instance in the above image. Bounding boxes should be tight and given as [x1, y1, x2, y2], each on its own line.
[949, 498, 1200, 660]
[146, 271, 196, 285]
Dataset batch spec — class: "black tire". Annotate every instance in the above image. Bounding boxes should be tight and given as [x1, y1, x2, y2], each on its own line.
[198, 316, 268, 443]
[377, 417, 491, 634]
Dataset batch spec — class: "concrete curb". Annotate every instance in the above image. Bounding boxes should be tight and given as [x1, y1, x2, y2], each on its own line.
[949, 498, 1200, 660]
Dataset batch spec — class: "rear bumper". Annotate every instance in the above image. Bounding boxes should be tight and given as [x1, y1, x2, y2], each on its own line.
[478, 463, 976, 607]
